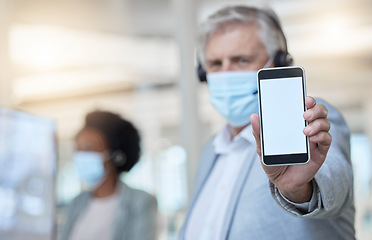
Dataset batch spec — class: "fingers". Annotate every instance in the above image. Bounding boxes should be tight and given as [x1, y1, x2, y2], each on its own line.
[305, 96, 316, 109]
[309, 131, 332, 146]
[303, 118, 331, 136]
[250, 113, 262, 157]
[303, 97, 332, 150]
[303, 103, 328, 122]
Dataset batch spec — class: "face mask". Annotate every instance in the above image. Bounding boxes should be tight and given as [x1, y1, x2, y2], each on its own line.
[73, 151, 107, 190]
[207, 71, 258, 127]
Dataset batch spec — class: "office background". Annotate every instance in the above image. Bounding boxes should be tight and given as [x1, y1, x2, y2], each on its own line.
[0, 0, 371, 239]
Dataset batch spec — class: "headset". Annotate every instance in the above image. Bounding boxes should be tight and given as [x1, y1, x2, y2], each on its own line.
[197, 7, 293, 82]
[110, 150, 127, 168]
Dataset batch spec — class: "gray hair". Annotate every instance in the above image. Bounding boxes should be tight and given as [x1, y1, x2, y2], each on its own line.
[198, 6, 286, 68]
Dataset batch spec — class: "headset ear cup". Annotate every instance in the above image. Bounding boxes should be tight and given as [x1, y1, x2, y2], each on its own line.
[111, 151, 127, 167]
[274, 51, 294, 67]
[283, 52, 294, 66]
[197, 63, 207, 82]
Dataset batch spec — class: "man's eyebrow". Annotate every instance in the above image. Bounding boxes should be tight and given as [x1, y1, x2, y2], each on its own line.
[206, 53, 257, 63]
[206, 58, 221, 63]
[230, 54, 256, 59]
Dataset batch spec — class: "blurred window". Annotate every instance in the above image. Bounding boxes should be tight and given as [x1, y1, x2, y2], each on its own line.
[0, 108, 56, 240]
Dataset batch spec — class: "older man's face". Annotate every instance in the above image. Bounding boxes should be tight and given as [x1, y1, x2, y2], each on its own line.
[205, 23, 270, 73]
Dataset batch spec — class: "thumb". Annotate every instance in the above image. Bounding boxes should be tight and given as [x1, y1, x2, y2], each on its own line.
[250, 113, 262, 157]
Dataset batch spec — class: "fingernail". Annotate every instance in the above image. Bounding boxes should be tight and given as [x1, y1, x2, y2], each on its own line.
[304, 111, 313, 120]
[323, 109, 328, 116]
[304, 126, 312, 135]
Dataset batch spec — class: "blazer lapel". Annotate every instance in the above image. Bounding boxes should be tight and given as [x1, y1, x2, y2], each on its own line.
[219, 148, 257, 239]
[180, 140, 219, 239]
[193, 141, 219, 198]
[112, 183, 131, 240]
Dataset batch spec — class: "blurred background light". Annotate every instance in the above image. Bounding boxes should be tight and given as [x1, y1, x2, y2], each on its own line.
[0, 0, 371, 239]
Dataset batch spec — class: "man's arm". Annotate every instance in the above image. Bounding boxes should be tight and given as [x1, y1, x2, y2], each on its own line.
[250, 97, 353, 218]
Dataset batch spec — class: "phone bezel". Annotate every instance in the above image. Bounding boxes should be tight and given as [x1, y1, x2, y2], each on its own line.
[257, 66, 310, 166]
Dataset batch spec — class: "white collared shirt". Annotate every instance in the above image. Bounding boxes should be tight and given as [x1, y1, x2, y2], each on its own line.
[185, 124, 255, 240]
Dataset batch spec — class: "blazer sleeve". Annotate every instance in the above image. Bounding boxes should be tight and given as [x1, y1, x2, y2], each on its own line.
[270, 99, 354, 218]
[58, 192, 91, 240]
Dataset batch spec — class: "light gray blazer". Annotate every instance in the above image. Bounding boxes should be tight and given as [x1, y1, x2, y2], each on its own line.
[60, 181, 157, 240]
[181, 99, 355, 239]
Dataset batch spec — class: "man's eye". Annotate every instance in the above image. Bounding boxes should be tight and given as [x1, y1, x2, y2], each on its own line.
[208, 61, 222, 68]
[238, 58, 250, 64]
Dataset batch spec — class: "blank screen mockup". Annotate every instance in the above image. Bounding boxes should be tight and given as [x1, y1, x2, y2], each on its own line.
[260, 77, 307, 156]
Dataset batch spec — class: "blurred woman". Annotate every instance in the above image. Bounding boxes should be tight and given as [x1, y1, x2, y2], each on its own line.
[61, 111, 157, 240]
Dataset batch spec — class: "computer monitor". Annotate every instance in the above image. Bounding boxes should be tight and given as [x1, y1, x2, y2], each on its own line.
[0, 108, 56, 240]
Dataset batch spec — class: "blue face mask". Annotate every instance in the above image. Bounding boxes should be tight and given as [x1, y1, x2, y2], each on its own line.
[73, 151, 107, 189]
[207, 71, 259, 127]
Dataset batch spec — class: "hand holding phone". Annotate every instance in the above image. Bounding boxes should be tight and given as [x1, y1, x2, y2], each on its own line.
[251, 66, 332, 203]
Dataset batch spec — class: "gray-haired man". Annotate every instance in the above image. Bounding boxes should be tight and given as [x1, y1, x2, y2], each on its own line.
[181, 5, 355, 240]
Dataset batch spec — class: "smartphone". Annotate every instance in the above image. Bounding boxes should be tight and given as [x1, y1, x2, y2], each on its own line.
[257, 66, 310, 166]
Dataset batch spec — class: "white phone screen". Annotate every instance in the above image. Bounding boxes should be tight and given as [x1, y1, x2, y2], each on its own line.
[260, 77, 307, 156]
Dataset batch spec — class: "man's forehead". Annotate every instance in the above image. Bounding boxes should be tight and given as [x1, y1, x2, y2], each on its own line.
[205, 23, 265, 59]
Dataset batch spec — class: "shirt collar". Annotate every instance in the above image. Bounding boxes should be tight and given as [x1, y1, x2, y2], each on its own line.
[213, 124, 255, 154]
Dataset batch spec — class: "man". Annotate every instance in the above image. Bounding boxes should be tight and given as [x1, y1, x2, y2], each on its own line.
[181, 6, 355, 239]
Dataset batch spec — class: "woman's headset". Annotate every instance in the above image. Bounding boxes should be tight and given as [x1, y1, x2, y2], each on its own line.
[197, 7, 293, 82]
[110, 150, 127, 168]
